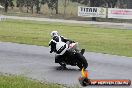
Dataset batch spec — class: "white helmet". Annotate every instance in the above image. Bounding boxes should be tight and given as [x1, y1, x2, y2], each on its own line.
[50, 31, 59, 37]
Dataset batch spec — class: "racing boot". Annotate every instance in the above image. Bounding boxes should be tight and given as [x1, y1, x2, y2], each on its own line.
[59, 62, 67, 70]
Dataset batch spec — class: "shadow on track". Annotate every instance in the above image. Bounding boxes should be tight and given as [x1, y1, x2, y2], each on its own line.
[54, 66, 80, 72]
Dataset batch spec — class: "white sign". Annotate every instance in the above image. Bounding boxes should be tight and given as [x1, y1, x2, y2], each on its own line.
[108, 8, 132, 19]
[78, 6, 106, 18]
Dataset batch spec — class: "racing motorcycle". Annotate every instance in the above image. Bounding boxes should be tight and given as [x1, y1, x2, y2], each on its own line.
[55, 42, 88, 70]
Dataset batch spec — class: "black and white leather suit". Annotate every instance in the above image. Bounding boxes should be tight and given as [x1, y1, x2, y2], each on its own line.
[49, 36, 74, 54]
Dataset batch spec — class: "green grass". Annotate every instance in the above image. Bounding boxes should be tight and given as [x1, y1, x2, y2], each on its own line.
[0, 75, 62, 88]
[0, 19, 132, 57]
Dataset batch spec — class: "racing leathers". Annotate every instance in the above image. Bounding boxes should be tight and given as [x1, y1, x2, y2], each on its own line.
[49, 36, 74, 55]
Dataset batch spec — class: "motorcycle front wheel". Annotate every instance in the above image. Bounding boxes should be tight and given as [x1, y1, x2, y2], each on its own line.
[76, 53, 88, 70]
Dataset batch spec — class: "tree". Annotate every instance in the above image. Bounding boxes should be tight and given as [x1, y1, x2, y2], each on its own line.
[117, 0, 127, 8]
[35, 0, 41, 13]
[127, 0, 132, 8]
[0, 0, 14, 12]
[55, 0, 58, 14]
[0, 0, 5, 6]
[4, 0, 9, 12]
[46, 0, 58, 15]
[23, 0, 35, 13]
[63, 0, 70, 17]
[16, 0, 37, 14]
[105, 0, 118, 8]
[16, 0, 25, 12]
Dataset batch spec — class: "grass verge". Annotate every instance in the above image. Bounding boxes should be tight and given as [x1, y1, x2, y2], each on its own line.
[0, 75, 62, 88]
[0, 19, 132, 57]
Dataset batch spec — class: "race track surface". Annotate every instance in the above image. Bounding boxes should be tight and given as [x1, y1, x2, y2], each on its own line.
[0, 42, 132, 88]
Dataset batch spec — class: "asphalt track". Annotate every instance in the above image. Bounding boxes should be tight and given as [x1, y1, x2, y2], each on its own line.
[0, 42, 132, 88]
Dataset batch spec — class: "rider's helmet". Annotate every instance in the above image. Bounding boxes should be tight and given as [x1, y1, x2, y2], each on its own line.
[50, 31, 59, 38]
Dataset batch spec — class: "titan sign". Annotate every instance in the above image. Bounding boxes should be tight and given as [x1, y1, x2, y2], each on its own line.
[78, 6, 106, 18]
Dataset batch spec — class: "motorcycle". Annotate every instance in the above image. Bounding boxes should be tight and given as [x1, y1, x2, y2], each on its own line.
[55, 42, 88, 70]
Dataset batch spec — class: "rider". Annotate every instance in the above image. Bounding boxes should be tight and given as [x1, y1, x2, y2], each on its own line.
[49, 31, 85, 67]
[49, 31, 75, 54]
[49, 31, 73, 68]
[49, 31, 85, 54]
